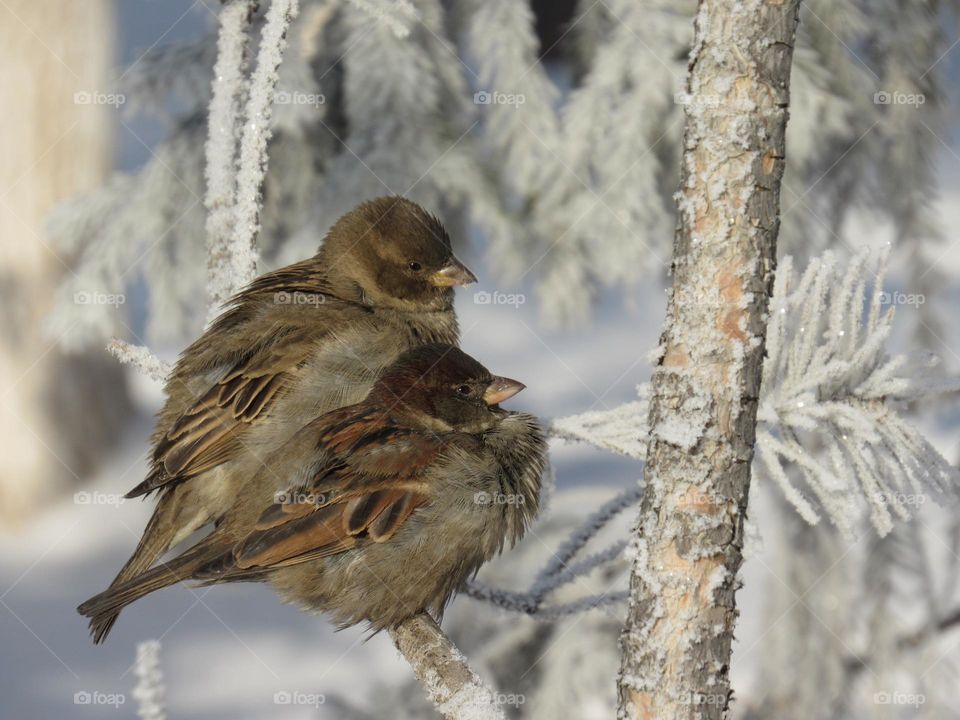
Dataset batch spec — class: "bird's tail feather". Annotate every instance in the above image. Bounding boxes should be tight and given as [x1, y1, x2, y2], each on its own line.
[82, 495, 180, 644]
[77, 542, 214, 644]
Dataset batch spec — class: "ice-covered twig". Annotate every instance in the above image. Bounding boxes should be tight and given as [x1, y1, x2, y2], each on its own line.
[132, 640, 166, 720]
[530, 485, 641, 599]
[464, 581, 628, 619]
[463, 487, 638, 618]
[463, 582, 537, 613]
[389, 613, 505, 720]
[548, 396, 649, 460]
[205, 0, 255, 314]
[107, 340, 171, 384]
[231, 0, 300, 288]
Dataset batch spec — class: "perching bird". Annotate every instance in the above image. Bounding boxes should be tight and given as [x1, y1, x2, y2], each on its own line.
[79, 345, 546, 635]
[89, 197, 476, 642]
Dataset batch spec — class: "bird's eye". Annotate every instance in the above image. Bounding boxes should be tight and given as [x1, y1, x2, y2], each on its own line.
[456, 384, 473, 397]
[408, 261, 422, 271]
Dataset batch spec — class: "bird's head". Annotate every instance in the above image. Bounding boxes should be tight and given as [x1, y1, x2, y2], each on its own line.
[319, 197, 476, 312]
[371, 344, 526, 432]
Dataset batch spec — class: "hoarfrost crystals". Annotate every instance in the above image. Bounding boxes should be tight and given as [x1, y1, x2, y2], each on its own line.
[107, 340, 171, 384]
[231, 0, 300, 288]
[132, 640, 166, 720]
[757, 251, 960, 535]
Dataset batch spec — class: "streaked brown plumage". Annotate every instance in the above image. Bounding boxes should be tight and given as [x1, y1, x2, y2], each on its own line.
[89, 197, 476, 642]
[78, 345, 546, 634]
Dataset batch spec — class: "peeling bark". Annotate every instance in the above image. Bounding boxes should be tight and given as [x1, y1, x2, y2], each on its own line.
[616, 1, 801, 718]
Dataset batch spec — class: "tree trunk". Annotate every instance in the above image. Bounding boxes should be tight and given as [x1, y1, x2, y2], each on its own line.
[616, 1, 801, 718]
[0, 0, 131, 525]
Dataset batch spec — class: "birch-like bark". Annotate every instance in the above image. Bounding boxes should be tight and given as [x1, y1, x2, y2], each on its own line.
[616, 1, 801, 718]
[390, 614, 505, 720]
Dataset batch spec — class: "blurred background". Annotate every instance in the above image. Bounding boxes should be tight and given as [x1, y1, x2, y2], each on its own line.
[1, 1, 959, 718]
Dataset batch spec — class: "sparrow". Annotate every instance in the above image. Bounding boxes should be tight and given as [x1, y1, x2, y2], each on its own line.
[79, 345, 546, 635]
[89, 197, 476, 642]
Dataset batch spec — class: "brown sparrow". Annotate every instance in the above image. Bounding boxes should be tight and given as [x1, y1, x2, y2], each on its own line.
[79, 345, 546, 636]
[89, 197, 476, 642]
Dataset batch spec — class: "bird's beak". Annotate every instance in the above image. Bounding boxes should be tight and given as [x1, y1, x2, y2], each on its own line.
[430, 257, 477, 287]
[483, 376, 526, 405]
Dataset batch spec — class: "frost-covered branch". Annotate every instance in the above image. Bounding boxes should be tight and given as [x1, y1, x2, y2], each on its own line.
[107, 340, 171, 384]
[463, 485, 640, 617]
[757, 251, 960, 536]
[132, 640, 166, 720]
[205, 0, 255, 312]
[389, 613, 505, 720]
[345, 0, 418, 39]
[231, 0, 299, 288]
[549, 394, 648, 460]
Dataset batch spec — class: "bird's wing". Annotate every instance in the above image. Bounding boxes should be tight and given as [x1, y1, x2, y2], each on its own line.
[227, 409, 442, 570]
[127, 326, 323, 497]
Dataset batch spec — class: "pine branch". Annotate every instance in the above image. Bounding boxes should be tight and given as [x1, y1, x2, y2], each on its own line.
[548, 395, 649, 460]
